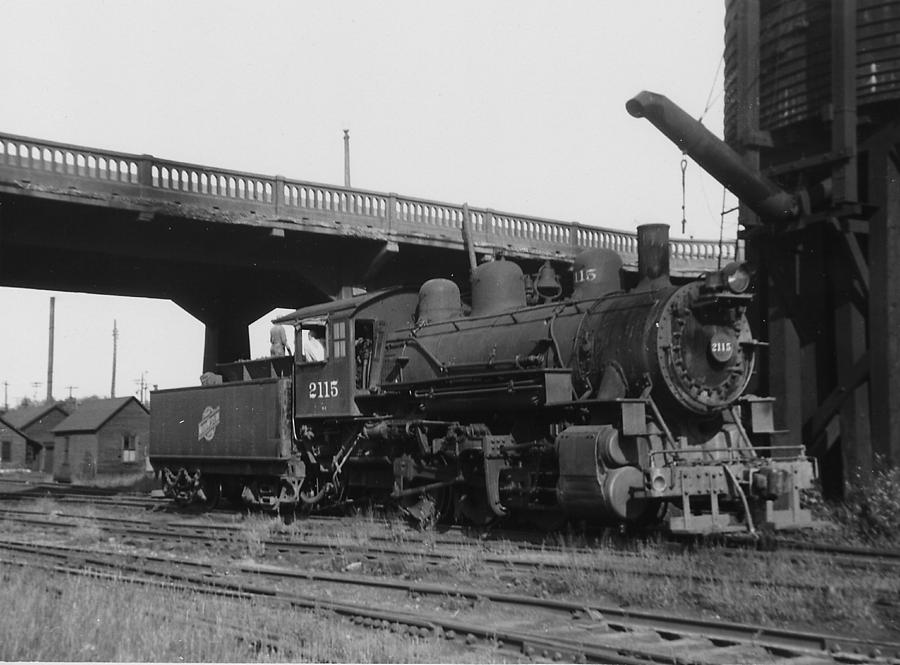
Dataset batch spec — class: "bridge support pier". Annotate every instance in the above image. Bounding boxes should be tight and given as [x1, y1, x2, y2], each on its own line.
[175, 292, 274, 375]
[201, 319, 253, 374]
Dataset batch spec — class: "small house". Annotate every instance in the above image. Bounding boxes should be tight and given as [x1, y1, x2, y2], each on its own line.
[4, 403, 70, 473]
[52, 397, 150, 482]
[0, 415, 30, 470]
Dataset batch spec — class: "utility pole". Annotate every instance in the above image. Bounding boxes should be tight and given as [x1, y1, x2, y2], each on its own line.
[343, 129, 351, 188]
[64, 385, 78, 400]
[30, 382, 42, 402]
[111, 320, 118, 398]
[134, 372, 148, 405]
[46, 296, 55, 402]
[2, 381, 8, 411]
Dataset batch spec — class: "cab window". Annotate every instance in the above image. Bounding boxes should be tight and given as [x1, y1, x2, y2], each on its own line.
[332, 320, 347, 359]
[355, 320, 375, 389]
[298, 319, 327, 363]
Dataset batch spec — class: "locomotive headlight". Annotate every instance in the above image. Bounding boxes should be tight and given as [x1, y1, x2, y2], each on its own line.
[722, 262, 751, 294]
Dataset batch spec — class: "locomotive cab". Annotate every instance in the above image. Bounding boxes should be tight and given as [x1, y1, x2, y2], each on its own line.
[275, 288, 420, 420]
[293, 316, 379, 418]
[295, 316, 356, 418]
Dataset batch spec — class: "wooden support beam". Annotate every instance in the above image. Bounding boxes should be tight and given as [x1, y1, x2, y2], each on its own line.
[830, 0, 858, 204]
[833, 236, 871, 485]
[751, 237, 805, 449]
[868, 138, 900, 468]
[827, 219, 869, 297]
[804, 351, 869, 454]
[732, 0, 764, 230]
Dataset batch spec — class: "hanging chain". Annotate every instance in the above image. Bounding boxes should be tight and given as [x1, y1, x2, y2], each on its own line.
[680, 155, 688, 234]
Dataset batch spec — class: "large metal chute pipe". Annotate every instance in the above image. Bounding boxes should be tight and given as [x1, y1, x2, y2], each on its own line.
[626, 91, 799, 222]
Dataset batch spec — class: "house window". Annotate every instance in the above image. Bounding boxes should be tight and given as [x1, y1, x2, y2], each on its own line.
[1, 441, 10, 462]
[123, 433, 137, 463]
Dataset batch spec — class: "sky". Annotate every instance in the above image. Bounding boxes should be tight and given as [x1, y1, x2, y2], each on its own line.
[0, 1, 737, 407]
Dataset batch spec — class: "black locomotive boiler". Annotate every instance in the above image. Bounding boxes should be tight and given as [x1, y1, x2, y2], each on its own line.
[151, 224, 816, 534]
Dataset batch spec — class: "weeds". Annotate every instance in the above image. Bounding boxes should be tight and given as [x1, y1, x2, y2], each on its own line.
[237, 513, 277, 559]
[0, 564, 502, 662]
[823, 458, 900, 546]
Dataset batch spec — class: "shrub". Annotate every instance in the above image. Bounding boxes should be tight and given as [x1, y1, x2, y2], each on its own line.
[828, 456, 900, 545]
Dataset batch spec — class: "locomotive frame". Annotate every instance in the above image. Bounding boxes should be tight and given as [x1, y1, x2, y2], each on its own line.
[150, 224, 816, 535]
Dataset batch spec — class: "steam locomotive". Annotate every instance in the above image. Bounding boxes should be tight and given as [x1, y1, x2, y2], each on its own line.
[150, 223, 816, 534]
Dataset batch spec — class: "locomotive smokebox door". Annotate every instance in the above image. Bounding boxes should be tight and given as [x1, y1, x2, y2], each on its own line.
[295, 317, 357, 417]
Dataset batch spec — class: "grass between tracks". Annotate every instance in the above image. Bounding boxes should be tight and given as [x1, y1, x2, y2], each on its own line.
[229, 506, 899, 642]
[0, 563, 507, 663]
[4, 496, 898, 659]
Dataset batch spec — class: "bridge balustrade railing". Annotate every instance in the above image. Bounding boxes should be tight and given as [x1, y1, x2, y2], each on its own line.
[0, 135, 140, 184]
[0, 132, 734, 264]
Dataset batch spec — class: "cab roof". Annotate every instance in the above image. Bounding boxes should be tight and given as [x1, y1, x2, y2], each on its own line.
[273, 287, 418, 325]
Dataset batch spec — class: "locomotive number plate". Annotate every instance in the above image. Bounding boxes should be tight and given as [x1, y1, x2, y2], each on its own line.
[709, 334, 735, 362]
[309, 380, 339, 399]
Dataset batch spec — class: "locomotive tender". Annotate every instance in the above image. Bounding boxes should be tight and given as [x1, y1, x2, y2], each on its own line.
[151, 222, 816, 535]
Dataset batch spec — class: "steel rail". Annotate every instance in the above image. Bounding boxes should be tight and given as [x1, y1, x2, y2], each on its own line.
[0, 538, 895, 663]
[2, 508, 897, 604]
[4, 502, 900, 591]
[0, 540, 651, 664]
[0, 554, 296, 658]
[6, 483, 900, 569]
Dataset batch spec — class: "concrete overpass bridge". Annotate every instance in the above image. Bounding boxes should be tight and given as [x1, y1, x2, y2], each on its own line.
[0, 131, 734, 369]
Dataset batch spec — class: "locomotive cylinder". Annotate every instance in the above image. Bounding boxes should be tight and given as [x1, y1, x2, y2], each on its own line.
[556, 426, 652, 521]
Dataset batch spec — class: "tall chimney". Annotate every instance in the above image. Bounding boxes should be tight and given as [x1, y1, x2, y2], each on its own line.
[46, 297, 55, 402]
[343, 129, 351, 188]
[636, 223, 671, 290]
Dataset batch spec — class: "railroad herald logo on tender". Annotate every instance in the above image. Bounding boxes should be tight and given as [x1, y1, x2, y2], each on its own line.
[198, 405, 221, 441]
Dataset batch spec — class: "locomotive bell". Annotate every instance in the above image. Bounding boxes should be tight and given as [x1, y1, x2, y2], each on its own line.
[534, 261, 562, 299]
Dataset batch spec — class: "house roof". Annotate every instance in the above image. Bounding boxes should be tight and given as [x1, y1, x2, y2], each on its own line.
[53, 396, 148, 434]
[0, 414, 30, 441]
[3, 403, 69, 429]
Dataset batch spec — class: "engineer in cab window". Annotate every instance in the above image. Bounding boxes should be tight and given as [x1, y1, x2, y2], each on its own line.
[301, 326, 325, 362]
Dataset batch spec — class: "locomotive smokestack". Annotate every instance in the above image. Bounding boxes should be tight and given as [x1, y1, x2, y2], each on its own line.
[636, 223, 670, 290]
[626, 91, 800, 222]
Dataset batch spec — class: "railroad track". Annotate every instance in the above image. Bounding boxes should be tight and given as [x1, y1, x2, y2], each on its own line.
[0, 537, 894, 664]
[4, 481, 900, 568]
[2, 506, 898, 605]
[4, 487, 900, 584]
[7, 509, 895, 605]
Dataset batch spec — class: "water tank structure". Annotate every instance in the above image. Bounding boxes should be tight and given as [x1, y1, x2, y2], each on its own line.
[723, 0, 900, 494]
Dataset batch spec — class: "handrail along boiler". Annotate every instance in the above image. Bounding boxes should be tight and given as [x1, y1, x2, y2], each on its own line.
[151, 222, 816, 534]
